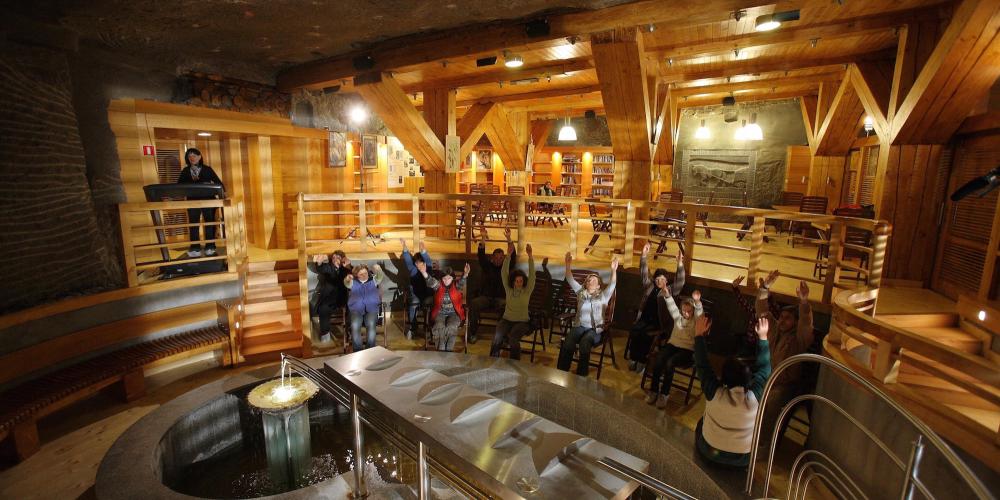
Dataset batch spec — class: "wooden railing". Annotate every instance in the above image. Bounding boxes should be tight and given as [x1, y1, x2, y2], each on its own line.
[118, 199, 248, 287]
[295, 192, 891, 346]
[829, 288, 1000, 469]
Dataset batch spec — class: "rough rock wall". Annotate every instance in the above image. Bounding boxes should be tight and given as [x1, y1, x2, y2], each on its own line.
[175, 73, 291, 116]
[0, 41, 121, 312]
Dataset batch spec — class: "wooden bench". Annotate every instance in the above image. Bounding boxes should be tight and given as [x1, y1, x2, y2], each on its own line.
[0, 326, 231, 462]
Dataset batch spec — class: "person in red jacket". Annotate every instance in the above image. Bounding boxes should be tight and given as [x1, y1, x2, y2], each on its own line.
[424, 263, 471, 351]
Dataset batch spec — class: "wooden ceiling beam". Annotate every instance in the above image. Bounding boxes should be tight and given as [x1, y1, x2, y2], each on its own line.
[814, 79, 840, 134]
[354, 72, 445, 170]
[673, 71, 842, 97]
[651, 86, 673, 165]
[888, 18, 945, 123]
[814, 75, 865, 156]
[401, 58, 593, 93]
[460, 84, 603, 107]
[529, 108, 605, 120]
[849, 61, 892, 137]
[530, 119, 555, 148]
[646, 5, 945, 61]
[484, 104, 528, 170]
[676, 87, 818, 109]
[593, 27, 652, 163]
[800, 94, 818, 146]
[456, 102, 496, 160]
[504, 93, 605, 113]
[892, 0, 1000, 144]
[277, 0, 773, 91]
[659, 49, 895, 83]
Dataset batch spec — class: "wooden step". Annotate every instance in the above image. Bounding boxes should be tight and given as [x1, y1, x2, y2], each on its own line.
[241, 339, 304, 357]
[247, 282, 299, 297]
[942, 403, 1000, 432]
[246, 270, 299, 287]
[242, 324, 302, 348]
[245, 298, 299, 315]
[905, 326, 983, 355]
[242, 311, 299, 328]
[248, 260, 298, 272]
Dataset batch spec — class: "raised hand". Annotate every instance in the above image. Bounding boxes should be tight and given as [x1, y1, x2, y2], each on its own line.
[733, 275, 745, 288]
[419, 241, 427, 253]
[399, 238, 407, 249]
[797, 281, 809, 303]
[464, 262, 471, 276]
[610, 255, 619, 271]
[565, 251, 572, 265]
[343, 256, 352, 268]
[764, 269, 780, 288]
[525, 243, 533, 257]
[756, 317, 769, 340]
[415, 260, 427, 275]
[345, 274, 354, 285]
[695, 315, 712, 337]
[373, 263, 382, 273]
[692, 289, 702, 302]
[504, 227, 512, 241]
[642, 241, 650, 256]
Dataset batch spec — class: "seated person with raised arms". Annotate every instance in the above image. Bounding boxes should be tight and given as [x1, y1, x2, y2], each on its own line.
[401, 239, 435, 340]
[467, 228, 515, 343]
[556, 252, 618, 377]
[423, 263, 471, 352]
[489, 243, 535, 360]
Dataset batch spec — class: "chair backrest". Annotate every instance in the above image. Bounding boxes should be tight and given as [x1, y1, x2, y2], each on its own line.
[781, 191, 804, 206]
[469, 183, 483, 195]
[487, 184, 500, 195]
[529, 273, 552, 315]
[661, 190, 683, 203]
[832, 206, 866, 218]
[799, 196, 828, 214]
[508, 185, 525, 196]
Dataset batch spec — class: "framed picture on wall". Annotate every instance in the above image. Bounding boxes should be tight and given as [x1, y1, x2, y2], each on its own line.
[361, 134, 378, 169]
[477, 149, 492, 170]
[327, 131, 346, 167]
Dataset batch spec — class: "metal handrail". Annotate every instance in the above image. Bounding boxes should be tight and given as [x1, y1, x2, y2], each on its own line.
[597, 457, 697, 500]
[746, 353, 994, 500]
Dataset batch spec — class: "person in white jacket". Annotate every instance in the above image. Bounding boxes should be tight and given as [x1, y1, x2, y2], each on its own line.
[646, 289, 703, 408]
[693, 315, 772, 467]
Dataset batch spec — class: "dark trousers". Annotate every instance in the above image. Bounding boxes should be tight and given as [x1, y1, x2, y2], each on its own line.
[187, 207, 217, 250]
[649, 344, 694, 395]
[557, 326, 600, 376]
[468, 296, 505, 338]
[627, 321, 658, 362]
[407, 293, 433, 330]
[315, 298, 340, 336]
[490, 318, 531, 359]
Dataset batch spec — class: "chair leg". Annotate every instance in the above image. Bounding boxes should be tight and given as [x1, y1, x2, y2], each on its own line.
[584, 234, 599, 253]
[684, 370, 695, 405]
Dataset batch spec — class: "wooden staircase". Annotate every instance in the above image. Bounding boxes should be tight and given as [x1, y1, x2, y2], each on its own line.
[241, 260, 304, 363]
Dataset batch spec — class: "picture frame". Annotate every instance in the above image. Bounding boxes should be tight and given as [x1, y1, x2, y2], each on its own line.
[327, 131, 346, 167]
[477, 149, 492, 170]
[361, 134, 378, 169]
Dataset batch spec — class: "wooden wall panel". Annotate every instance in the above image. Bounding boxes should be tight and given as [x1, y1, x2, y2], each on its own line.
[807, 155, 847, 206]
[785, 145, 811, 194]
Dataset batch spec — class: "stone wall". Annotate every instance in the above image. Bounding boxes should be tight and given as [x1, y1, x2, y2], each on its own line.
[0, 40, 122, 312]
[175, 73, 291, 117]
[674, 98, 808, 210]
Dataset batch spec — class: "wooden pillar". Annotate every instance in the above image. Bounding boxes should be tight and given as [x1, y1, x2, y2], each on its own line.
[247, 136, 275, 249]
[423, 88, 458, 238]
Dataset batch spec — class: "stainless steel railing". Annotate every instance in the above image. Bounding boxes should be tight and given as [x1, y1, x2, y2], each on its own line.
[746, 353, 995, 500]
[597, 457, 697, 500]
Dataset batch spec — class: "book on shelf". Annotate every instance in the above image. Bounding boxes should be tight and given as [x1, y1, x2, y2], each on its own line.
[593, 153, 615, 164]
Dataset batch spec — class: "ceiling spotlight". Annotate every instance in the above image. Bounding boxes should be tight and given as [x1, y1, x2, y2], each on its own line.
[667, 58, 674, 67]
[503, 51, 524, 68]
[695, 119, 710, 139]
[863, 115, 875, 134]
[810, 38, 819, 48]
[755, 10, 800, 32]
[647, 23, 655, 32]
[197, 132, 212, 137]
[733, 48, 741, 58]
[745, 113, 763, 140]
[734, 119, 748, 141]
[348, 105, 368, 124]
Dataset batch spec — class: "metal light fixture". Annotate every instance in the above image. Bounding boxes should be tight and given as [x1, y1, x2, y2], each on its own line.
[558, 115, 577, 141]
[695, 119, 710, 139]
[744, 113, 763, 140]
[734, 119, 748, 141]
[197, 131, 212, 137]
[863, 115, 875, 134]
[754, 14, 781, 31]
[503, 50, 524, 68]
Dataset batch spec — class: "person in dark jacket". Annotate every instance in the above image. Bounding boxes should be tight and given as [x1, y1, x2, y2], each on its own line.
[311, 250, 353, 343]
[401, 239, 434, 339]
[627, 242, 685, 372]
[177, 148, 225, 257]
[467, 228, 515, 343]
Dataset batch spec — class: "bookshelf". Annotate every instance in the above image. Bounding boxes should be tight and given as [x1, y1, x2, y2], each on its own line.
[531, 147, 614, 198]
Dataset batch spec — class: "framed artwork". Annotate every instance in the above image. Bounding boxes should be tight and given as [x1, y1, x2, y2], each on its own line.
[445, 135, 460, 173]
[477, 149, 492, 170]
[327, 131, 346, 167]
[361, 134, 378, 169]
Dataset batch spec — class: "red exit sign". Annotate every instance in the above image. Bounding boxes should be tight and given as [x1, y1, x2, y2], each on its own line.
[142, 145, 156, 156]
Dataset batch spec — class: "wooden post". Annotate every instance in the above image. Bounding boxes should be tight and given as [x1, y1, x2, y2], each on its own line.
[358, 196, 368, 251]
[411, 196, 421, 248]
[517, 197, 526, 254]
[748, 216, 765, 283]
[623, 202, 636, 267]
[297, 193, 313, 358]
[869, 222, 891, 290]
[119, 205, 137, 287]
[683, 212, 696, 272]
[823, 222, 846, 304]
[223, 200, 237, 271]
[464, 198, 473, 254]
[570, 202, 580, 258]
[873, 339, 894, 382]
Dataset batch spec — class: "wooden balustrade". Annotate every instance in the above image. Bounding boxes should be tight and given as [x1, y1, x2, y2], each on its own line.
[118, 199, 248, 287]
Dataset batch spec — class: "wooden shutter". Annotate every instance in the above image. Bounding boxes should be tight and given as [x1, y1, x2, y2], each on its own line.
[858, 145, 879, 206]
[934, 135, 1000, 299]
[154, 148, 188, 237]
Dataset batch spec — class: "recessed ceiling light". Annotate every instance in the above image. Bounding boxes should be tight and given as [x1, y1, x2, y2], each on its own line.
[505, 54, 524, 68]
[755, 14, 780, 31]
[197, 132, 212, 137]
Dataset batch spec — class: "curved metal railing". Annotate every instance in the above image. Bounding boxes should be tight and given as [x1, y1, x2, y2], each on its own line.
[746, 353, 995, 500]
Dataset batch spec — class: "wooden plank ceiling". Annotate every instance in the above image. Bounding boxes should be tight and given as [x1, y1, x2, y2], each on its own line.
[278, 0, 977, 165]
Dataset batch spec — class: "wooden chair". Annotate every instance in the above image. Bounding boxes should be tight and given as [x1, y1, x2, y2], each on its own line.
[694, 191, 714, 238]
[521, 274, 553, 362]
[564, 290, 618, 379]
[814, 207, 873, 281]
[400, 287, 431, 340]
[584, 204, 612, 253]
[651, 192, 686, 258]
[640, 360, 701, 406]
[550, 270, 618, 379]
[790, 196, 828, 247]
[767, 191, 804, 235]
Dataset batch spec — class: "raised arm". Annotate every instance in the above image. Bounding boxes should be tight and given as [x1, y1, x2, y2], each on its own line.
[563, 252, 582, 293]
[525, 244, 536, 293]
[731, 275, 757, 318]
[425, 272, 440, 291]
[477, 242, 489, 269]
[601, 256, 619, 302]
[372, 264, 385, 286]
[748, 318, 773, 400]
[401, 241, 417, 276]
[501, 252, 513, 293]
[669, 250, 686, 296]
[693, 316, 718, 400]
[662, 292, 682, 322]
[692, 289, 704, 317]
[796, 281, 815, 350]
[756, 270, 780, 321]
[344, 273, 355, 290]
[640, 243, 651, 289]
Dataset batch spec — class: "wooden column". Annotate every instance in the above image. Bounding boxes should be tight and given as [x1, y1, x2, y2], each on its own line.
[247, 136, 276, 249]
[423, 88, 458, 238]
